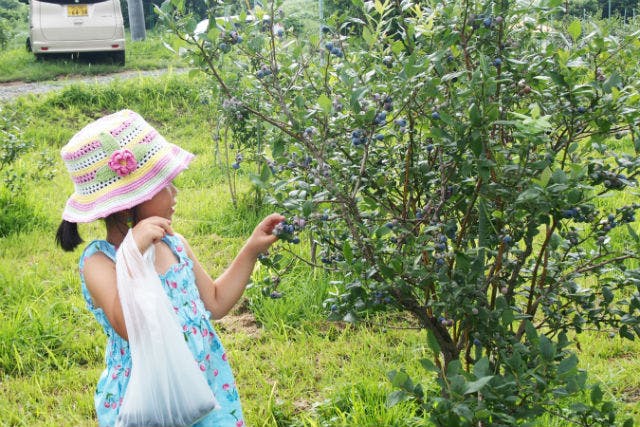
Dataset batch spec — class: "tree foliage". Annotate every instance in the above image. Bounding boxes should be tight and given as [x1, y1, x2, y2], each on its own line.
[159, 0, 640, 424]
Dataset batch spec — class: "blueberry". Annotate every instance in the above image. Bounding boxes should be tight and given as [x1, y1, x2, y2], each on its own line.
[270, 291, 283, 299]
[577, 106, 586, 114]
[493, 58, 502, 67]
[321, 25, 330, 34]
[431, 111, 440, 120]
[231, 162, 240, 170]
[483, 17, 492, 28]
[325, 42, 334, 50]
[502, 235, 512, 244]
[375, 133, 385, 141]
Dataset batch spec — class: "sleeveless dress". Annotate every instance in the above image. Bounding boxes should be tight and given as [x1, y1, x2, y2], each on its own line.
[79, 234, 245, 427]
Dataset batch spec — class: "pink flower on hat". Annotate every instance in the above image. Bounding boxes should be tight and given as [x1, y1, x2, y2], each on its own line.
[108, 149, 137, 177]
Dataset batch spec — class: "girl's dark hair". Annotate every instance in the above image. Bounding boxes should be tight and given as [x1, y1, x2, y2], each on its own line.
[56, 220, 83, 252]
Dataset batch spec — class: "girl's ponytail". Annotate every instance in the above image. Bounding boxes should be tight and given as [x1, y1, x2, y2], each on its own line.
[56, 220, 83, 252]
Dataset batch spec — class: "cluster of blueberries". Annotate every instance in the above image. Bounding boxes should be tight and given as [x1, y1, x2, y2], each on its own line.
[231, 152, 243, 170]
[351, 129, 367, 146]
[218, 30, 242, 54]
[469, 14, 503, 29]
[256, 65, 273, 79]
[372, 291, 392, 305]
[325, 41, 344, 58]
[560, 205, 595, 223]
[272, 217, 306, 244]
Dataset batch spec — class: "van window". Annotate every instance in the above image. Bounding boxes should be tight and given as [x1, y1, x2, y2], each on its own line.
[34, 0, 111, 4]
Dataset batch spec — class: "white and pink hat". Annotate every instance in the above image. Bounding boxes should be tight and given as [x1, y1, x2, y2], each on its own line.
[61, 110, 194, 222]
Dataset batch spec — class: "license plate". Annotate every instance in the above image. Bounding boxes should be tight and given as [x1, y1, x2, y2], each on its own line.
[67, 4, 88, 17]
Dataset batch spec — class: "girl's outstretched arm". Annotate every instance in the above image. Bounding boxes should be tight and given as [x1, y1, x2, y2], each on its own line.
[184, 213, 285, 319]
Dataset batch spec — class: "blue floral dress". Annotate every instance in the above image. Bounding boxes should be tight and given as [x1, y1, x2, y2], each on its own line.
[79, 234, 245, 427]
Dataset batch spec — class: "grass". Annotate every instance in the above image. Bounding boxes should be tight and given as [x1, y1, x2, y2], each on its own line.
[0, 29, 186, 83]
[1, 71, 640, 426]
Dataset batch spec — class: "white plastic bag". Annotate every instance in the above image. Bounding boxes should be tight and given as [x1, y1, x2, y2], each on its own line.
[114, 230, 219, 427]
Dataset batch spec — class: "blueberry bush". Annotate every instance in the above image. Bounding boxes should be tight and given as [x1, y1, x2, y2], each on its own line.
[159, 0, 640, 424]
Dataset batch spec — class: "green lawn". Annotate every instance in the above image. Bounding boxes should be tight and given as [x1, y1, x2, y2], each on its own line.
[0, 29, 187, 83]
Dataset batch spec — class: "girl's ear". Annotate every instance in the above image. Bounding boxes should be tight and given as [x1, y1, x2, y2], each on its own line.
[56, 220, 83, 252]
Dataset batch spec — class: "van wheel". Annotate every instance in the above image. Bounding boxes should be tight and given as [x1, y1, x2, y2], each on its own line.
[113, 51, 125, 66]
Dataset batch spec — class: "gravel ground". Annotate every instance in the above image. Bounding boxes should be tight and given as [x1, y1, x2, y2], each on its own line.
[0, 68, 187, 102]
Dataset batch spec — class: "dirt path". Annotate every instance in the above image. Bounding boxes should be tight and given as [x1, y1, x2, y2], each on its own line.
[0, 68, 188, 102]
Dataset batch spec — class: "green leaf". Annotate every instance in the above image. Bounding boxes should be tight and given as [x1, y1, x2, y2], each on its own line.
[447, 360, 461, 377]
[464, 375, 494, 394]
[469, 103, 482, 127]
[375, 226, 391, 238]
[271, 138, 285, 158]
[362, 26, 374, 47]
[567, 20, 581, 41]
[426, 328, 441, 354]
[349, 87, 368, 113]
[551, 168, 568, 184]
[391, 40, 405, 55]
[524, 320, 538, 343]
[474, 357, 490, 378]
[558, 353, 578, 375]
[452, 403, 473, 420]
[317, 94, 332, 114]
[627, 223, 640, 243]
[302, 200, 314, 217]
[420, 358, 438, 372]
[386, 390, 410, 407]
[539, 335, 555, 361]
[342, 240, 353, 263]
[590, 384, 603, 405]
[536, 167, 552, 187]
[260, 162, 271, 181]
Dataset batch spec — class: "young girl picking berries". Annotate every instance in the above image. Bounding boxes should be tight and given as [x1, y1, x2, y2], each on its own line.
[56, 109, 284, 426]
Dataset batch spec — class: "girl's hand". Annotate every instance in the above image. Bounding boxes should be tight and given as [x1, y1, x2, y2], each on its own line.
[131, 216, 174, 253]
[246, 213, 286, 256]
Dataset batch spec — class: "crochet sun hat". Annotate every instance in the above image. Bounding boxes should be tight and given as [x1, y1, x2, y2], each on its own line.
[61, 109, 194, 223]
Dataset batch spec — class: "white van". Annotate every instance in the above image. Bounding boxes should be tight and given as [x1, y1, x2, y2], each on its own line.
[27, 0, 125, 64]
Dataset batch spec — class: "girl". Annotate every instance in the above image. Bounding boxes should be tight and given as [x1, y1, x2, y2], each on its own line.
[56, 109, 284, 426]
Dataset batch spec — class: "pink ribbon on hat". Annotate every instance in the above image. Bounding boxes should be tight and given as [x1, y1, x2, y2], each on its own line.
[108, 149, 138, 177]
